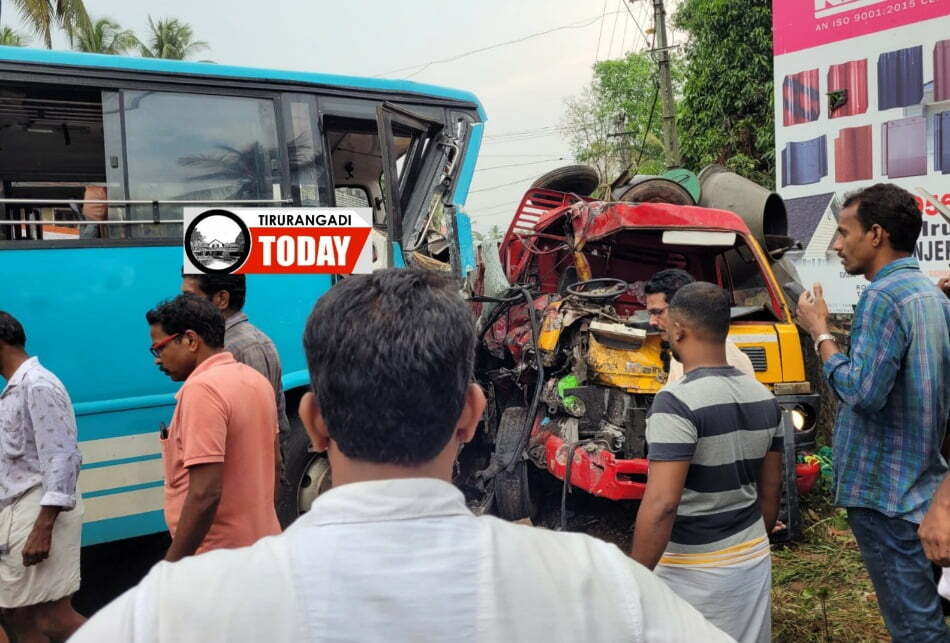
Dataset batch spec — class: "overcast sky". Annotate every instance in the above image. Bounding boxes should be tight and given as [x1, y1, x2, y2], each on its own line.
[9, 0, 677, 234]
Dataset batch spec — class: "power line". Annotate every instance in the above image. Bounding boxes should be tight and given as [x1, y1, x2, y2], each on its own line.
[475, 157, 569, 172]
[376, 12, 623, 79]
[594, 0, 609, 62]
[622, 0, 650, 48]
[606, 0, 622, 59]
[470, 173, 543, 194]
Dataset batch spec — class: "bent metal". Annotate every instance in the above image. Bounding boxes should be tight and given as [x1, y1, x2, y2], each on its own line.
[256, 212, 353, 226]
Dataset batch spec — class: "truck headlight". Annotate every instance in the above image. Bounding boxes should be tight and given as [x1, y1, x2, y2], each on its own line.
[791, 408, 806, 430]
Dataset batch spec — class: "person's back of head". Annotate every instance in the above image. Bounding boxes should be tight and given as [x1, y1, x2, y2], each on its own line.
[303, 268, 477, 466]
[668, 282, 731, 357]
[181, 272, 247, 314]
[0, 311, 26, 349]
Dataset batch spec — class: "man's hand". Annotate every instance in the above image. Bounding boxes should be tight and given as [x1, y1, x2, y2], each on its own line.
[797, 283, 830, 339]
[22, 506, 62, 566]
[938, 276, 950, 298]
[920, 476, 950, 566]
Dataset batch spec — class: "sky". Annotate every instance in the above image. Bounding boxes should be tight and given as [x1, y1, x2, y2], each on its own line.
[7, 0, 678, 236]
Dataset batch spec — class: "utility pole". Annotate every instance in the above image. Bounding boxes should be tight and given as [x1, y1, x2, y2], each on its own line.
[651, 0, 681, 168]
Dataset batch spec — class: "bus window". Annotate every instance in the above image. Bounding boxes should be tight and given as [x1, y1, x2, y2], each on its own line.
[122, 90, 285, 238]
[281, 93, 331, 207]
[334, 186, 371, 208]
[0, 83, 110, 242]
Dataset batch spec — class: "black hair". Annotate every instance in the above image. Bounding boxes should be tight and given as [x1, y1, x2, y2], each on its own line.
[669, 282, 730, 343]
[841, 183, 921, 253]
[145, 293, 225, 348]
[0, 311, 26, 347]
[181, 271, 247, 312]
[303, 268, 476, 466]
[644, 268, 695, 302]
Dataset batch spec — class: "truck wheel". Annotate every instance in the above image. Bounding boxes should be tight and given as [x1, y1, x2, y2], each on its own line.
[530, 165, 600, 197]
[494, 407, 537, 522]
[277, 414, 332, 528]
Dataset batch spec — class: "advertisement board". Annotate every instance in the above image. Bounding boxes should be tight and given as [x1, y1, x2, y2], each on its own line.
[773, 0, 950, 311]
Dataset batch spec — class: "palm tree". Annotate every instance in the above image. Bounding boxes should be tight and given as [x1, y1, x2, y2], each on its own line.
[7, 0, 88, 48]
[139, 16, 208, 60]
[0, 25, 28, 46]
[73, 15, 138, 55]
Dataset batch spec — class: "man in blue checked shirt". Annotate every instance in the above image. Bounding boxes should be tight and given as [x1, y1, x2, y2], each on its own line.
[798, 183, 950, 643]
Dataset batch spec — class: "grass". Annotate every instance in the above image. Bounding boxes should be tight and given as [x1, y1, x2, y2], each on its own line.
[771, 493, 890, 642]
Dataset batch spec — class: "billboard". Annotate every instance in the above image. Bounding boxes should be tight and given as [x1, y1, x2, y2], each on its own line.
[773, 0, 950, 311]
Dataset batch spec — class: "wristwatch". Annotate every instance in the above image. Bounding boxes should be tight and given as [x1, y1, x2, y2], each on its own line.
[814, 333, 836, 353]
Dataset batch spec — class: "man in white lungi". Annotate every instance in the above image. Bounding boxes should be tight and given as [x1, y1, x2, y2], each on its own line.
[0, 311, 85, 641]
[632, 283, 783, 643]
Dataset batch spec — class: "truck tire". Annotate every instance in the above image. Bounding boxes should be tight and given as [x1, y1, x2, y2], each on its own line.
[277, 414, 332, 528]
[494, 407, 536, 521]
[530, 165, 600, 197]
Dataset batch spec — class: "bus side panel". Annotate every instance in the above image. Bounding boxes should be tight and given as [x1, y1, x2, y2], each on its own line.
[0, 245, 331, 544]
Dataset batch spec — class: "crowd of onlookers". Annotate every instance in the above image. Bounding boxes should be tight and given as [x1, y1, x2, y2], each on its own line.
[0, 182, 948, 642]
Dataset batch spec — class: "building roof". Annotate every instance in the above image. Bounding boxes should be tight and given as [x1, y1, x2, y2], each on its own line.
[785, 192, 835, 243]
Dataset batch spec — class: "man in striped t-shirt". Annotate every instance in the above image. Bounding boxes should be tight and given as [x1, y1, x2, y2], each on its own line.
[631, 282, 783, 643]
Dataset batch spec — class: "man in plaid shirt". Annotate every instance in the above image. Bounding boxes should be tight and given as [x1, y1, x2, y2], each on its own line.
[799, 184, 950, 642]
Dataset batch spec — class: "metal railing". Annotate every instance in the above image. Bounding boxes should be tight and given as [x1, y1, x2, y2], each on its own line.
[0, 198, 291, 225]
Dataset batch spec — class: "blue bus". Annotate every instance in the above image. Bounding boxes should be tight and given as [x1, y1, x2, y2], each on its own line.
[0, 46, 486, 545]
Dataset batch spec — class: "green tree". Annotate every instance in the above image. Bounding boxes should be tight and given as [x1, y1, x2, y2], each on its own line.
[73, 15, 138, 54]
[561, 52, 682, 191]
[0, 25, 28, 45]
[139, 16, 208, 60]
[674, 0, 775, 187]
[8, 0, 88, 47]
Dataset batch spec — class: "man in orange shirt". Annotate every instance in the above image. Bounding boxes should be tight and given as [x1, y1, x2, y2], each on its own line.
[146, 294, 280, 561]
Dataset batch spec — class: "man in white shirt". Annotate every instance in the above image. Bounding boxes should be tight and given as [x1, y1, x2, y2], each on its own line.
[0, 311, 85, 642]
[645, 269, 755, 383]
[72, 268, 731, 643]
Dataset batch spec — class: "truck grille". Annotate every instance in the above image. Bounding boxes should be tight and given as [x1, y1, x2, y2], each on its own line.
[739, 346, 768, 372]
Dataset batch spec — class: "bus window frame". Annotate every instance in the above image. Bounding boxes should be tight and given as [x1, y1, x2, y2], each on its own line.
[0, 63, 478, 252]
[0, 74, 294, 249]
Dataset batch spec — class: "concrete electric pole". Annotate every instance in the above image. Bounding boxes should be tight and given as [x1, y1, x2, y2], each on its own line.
[651, 0, 681, 169]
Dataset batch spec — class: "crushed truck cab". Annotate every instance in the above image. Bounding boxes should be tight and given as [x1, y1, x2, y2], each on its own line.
[461, 186, 820, 538]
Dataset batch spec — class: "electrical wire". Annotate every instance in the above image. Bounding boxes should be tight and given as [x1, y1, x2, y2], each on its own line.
[376, 12, 624, 79]
[469, 173, 546, 194]
[622, 0, 650, 47]
[594, 0, 609, 62]
[475, 157, 569, 172]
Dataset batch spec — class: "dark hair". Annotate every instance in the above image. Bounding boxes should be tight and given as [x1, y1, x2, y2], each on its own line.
[644, 268, 695, 302]
[145, 293, 225, 348]
[0, 311, 26, 347]
[669, 282, 730, 343]
[842, 183, 921, 253]
[303, 268, 476, 466]
[181, 272, 247, 312]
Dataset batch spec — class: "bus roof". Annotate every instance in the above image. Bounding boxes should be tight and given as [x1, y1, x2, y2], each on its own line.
[0, 46, 487, 120]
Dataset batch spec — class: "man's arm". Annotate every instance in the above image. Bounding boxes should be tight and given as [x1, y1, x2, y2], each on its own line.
[22, 505, 63, 567]
[920, 474, 950, 566]
[165, 463, 223, 562]
[23, 384, 82, 567]
[758, 451, 783, 533]
[798, 284, 904, 413]
[631, 460, 690, 569]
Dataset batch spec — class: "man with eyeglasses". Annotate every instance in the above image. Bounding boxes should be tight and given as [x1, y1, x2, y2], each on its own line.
[645, 269, 755, 383]
[146, 294, 280, 561]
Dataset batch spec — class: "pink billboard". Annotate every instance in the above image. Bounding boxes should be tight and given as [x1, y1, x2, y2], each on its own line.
[774, 0, 950, 55]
